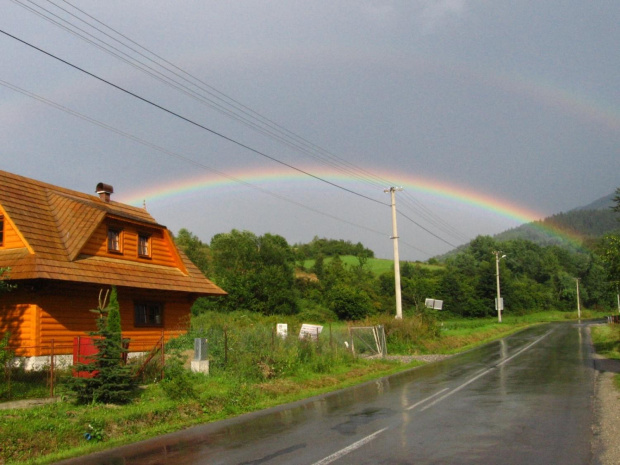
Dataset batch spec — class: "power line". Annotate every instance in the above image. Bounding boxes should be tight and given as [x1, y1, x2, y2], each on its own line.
[17, 0, 471, 245]
[1, 75, 436, 259]
[4, 2, 474, 254]
[14, 0, 389, 192]
[0, 77, 395, 242]
[399, 194, 470, 243]
[398, 210, 459, 248]
[0, 27, 388, 208]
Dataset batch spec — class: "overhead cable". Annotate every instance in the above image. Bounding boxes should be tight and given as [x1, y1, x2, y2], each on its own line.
[14, 0, 470, 247]
[0, 77, 396, 242]
[0, 28, 388, 208]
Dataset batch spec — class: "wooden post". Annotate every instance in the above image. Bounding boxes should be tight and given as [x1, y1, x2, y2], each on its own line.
[224, 327, 228, 366]
[50, 339, 55, 397]
[329, 323, 333, 348]
[7, 352, 11, 400]
[160, 330, 165, 381]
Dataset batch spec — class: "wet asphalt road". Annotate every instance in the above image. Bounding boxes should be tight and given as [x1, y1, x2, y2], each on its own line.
[59, 321, 598, 465]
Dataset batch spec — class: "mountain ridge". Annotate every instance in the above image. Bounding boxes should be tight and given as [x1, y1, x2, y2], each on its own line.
[435, 190, 619, 260]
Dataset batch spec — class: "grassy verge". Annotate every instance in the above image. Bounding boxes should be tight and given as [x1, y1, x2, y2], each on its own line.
[0, 310, 607, 465]
[406, 310, 604, 354]
[1, 358, 417, 465]
[590, 322, 620, 389]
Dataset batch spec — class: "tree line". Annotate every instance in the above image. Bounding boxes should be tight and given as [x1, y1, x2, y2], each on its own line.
[175, 189, 620, 320]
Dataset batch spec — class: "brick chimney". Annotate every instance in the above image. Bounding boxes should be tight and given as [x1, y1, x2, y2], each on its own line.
[96, 182, 114, 203]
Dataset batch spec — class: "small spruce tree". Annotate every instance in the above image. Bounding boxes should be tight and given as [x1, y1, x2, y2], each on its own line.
[69, 288, 136, 404]
[106, 287, 122, 357]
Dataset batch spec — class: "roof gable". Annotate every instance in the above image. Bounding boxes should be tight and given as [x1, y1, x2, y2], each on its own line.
[0, 206, 30, 252]
[47, 191, 107, 261]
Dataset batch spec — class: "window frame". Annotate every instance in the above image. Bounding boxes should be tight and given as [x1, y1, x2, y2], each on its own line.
[137, 233, 151, 259]
[107, 227, 123, 254]
[0, 215, 4, 247]
[134, 301, 164, 327]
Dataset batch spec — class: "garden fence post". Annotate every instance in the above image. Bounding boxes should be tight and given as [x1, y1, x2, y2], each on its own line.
[161, 330, 165, 381]
[329, 324, 332, 348]
[226, 327, 229, 365]
[7, 349, 12, 400]
[50, 339, 55, 398]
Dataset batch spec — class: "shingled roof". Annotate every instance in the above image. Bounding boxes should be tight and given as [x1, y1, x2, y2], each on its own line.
[0, 170, 225, 296]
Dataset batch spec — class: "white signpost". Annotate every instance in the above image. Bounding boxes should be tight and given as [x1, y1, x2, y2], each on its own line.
[299, 324, 323, 340]
[276, 323, 288, 339]
[425, 298, 444, 310]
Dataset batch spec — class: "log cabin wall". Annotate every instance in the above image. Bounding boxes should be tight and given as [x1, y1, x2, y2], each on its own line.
[1, 282, 192, 357]
[0, 291, 37, 356]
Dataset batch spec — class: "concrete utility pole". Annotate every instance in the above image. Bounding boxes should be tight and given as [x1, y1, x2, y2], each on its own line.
[385, 187, 403, 319]
[575, 277, 581, 319]
[606, 281, 620, 314]
[610, 282, 620, 315]
[493, 251, 506, 323]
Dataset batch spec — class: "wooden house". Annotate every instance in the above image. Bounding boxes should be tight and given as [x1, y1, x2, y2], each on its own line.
[0, 170, 226, 359]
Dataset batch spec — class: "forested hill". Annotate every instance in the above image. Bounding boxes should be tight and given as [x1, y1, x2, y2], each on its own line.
[494, 191, 618, 249]
[436, 191, 619, 259]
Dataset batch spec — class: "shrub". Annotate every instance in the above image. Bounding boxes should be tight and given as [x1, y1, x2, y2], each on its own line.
[160, 350, 198, 400]
[327, 285, 374, 320]
[370, 311, 441, 354]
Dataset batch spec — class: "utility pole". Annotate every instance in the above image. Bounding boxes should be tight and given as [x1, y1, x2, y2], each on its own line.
[493, 251, 506, 323]
[385, 187, 403, 319]
[575, 277, 581, 319]
[610, 281, 620, 315]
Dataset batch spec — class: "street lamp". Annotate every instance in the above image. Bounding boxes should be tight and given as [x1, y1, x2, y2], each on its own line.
[493, 251, 506, 323]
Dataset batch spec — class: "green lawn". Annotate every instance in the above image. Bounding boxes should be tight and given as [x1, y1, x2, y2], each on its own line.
[302, 255, 442, 275]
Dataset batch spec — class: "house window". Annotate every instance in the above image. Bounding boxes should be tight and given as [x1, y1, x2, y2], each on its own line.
[138, 234, 151, 258]
[107, 228, 122, 253]
[0, 216, 4, 247]
[134, 302, 163, 327]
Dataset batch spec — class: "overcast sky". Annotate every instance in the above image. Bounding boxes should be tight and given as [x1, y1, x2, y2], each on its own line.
[1, 1, 618, 260]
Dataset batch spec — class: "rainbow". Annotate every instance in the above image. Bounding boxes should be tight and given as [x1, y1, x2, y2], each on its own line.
[424, 57, 620, 133]
[119, 166, 538, 220]
[118, 166, 587, 250]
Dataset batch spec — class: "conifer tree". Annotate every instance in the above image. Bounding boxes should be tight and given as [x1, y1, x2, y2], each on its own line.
[69, 288, 135, 404]
[106, 287, 122, 357]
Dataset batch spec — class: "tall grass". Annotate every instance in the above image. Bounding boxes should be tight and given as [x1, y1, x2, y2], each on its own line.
[591, 324, 620, 360]
[166, 312, 355, 382]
